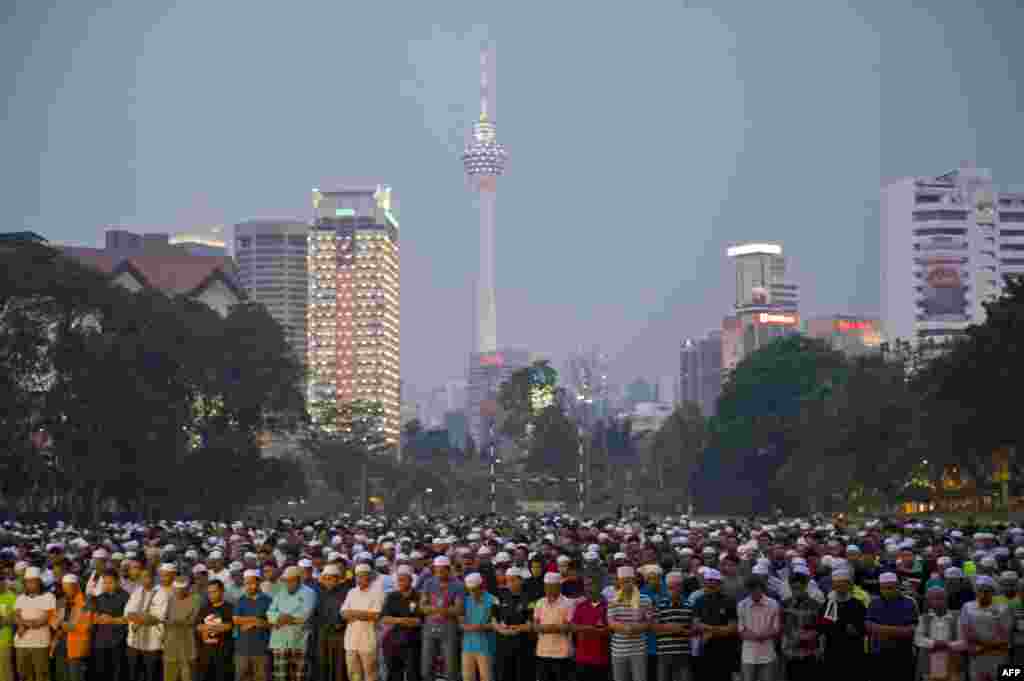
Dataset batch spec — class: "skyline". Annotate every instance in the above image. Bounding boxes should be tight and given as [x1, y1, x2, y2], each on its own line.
[4, 1, 1024, 395]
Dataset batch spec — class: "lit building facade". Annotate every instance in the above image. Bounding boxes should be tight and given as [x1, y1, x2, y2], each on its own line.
[726, 243, 801, 365]
[564, 347, 611, 424]
[882, 163, 1024, 346]
[308, 186, 400, 443]
[804, 316, 883, 356]
[680, 330, 722, 416]
[234, 220, 309, 367]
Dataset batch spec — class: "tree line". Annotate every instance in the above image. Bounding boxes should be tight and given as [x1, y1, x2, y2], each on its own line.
[1, 240, 309, 523]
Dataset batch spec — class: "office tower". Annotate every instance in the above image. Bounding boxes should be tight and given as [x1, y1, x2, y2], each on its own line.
[656, 376, 677, 405]
[726, 243, 800, 363]
[466, 348, 531, 453]
[233, 220, 309, 366]
[882, 162, 1024, 345]
[680, 330, 723, 417]
[564, 347, 611, 424]
[805, 316, 883, 356]
[308, 186, 401, 444]
[463, 45, 507, 355]
[170, 232, 227, 256]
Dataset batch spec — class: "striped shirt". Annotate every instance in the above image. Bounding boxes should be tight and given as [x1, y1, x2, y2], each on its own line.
[655, 594, 691, 656]
[607, 593, 653, 659]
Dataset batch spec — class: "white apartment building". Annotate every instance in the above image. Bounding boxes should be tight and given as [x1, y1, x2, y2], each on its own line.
[881, 163, 1024, 345]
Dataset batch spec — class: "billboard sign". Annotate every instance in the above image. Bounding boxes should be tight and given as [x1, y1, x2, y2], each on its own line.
[919, 256, 968, 321]
[757, 312, 798, 326]
[479, 353, 504, 367]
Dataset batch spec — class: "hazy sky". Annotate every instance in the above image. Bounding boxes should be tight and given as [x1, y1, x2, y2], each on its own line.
[3, 1, 1023, 398]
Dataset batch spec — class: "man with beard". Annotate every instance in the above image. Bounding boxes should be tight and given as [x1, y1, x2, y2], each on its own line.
[313, 564, 348, 681]
[196, 580, 234, 681]
[818, 569, 866, 681]
[914, 585, 965, 681]
[693, 569, 738, 681]
[419, 556, 462, 681]
[232, 570, 271, 681]
[379, 566, 421, 681]
[866, 572, 918, 681]
[494, 567, 533, 681]
[959, 575, 1011, 681]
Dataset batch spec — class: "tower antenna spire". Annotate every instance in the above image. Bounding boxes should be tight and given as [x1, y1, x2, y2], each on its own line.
[479, 48, 489, 121]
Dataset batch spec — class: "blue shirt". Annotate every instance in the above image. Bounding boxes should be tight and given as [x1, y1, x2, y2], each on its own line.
[866, 595, 918, 653]
[462, 592, 496, 657]
[639, 586, 662, 655]
[234, 593, 272, 656]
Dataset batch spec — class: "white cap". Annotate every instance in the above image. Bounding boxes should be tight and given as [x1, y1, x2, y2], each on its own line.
[543, 572, 561, 585]
[477, 546, 492, 557]
[617, 566, 635, 579]
[879, 572, 899, 585]
[354, 564, 371, 575]
[61, 574, 79, 584]
[975, 575, 996, 590]
[396, 565, 413, 577]
[92, 549, 109, 559]
[24, 567, 41, 580]
[173, 577, 189, 589]
[703, 568, 722, 581]
[298, 559, 313, 568]
[282, 566, 302, 579]
[159, 563, 177, 573]
[322, 565, 341, 577]
[243, 569, 261, 580]
[792, 565, 810, 576]
[465, 572, 483, 587]
[192, 564, 208, 575]
[556, 555, 570, 565]
[433, 556, 450, 567]
[209, 551, 223, 560]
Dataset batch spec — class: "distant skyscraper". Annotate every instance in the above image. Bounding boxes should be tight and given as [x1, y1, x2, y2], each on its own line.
[462, 45, 508, 355]
[726, 243, 800, 363]
[624, 378, 656, 409]
[170, 232, 227, 256]
[234, 220, 309, 365]
[680, 331, 723, 417]
[881, 162, 1023, 346]
[805, 316, 883, 356]
[466, 348, 531, 451]
[308, 186, 401, 443]
[656, 376, 677, 406]
[564, 347, 611, 424]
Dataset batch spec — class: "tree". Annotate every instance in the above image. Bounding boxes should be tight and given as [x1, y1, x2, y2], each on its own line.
[524, 403, 580, 476]
[497, 360, 559, 448]
[650, 401, 707, 508]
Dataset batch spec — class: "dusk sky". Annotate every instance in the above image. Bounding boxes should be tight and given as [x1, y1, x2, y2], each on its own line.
[3, 1, 1023, 398]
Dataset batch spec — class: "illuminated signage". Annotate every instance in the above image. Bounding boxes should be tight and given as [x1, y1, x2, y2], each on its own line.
[480, 353, 504, 367]
[757, 312, 797, 325]
[727, 243, 783, 258]
[836, 320, 874, 332]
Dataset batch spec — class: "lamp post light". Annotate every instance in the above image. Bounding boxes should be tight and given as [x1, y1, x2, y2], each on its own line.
[489, 423, 497, 514]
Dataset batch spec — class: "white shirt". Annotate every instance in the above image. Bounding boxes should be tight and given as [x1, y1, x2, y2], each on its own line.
[340, 587, 383, 653]
[737, 596, 780, 665]
[14, 592, 57, 648]
[125, 586, 169, 652]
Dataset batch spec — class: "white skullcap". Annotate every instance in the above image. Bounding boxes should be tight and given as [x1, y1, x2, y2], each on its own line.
[396, 565, 413, 577]
[557, 555, 570, 564]
[1001, 571, 1019, 581]
[613, 552, 627, 561]
[543, 572, 561, 585]
[298, 559, 313, 568]
[24, 567, 41, 580]
[466, 573, 483, 587]
[13, 562, 27, 572]
[975, 575, 996, 590]
[792, 565, 810, 576]
[354, 564, 371, 575]
[584, 551, 599, 562]
[173, 577, 189, 588]
[477, 546, 492, 557]
[879, 572, 899, 585]
[243, 569, 261, 579]
[831, 568, 852, 581]
[282, 566, 302, 579]
[61, 574, 78, 584]
[92, 549, 108, 559]
[111, 552, 124, 561]
[159, 563, 177, 573]
[433, 556, 450, 567]
[944, 567, 963, 579]
[752, 564, 770, 576]
[617, 566, 636, 579]
[494, 552, 511, 563]
[506, 567, 527, 580]
[209, 551, 223, 560]
[703, 568, 722, 581]
[192, 564, 207, 574]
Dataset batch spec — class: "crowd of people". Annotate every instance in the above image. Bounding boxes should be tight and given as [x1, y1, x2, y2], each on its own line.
[0, 512, 1021, 681]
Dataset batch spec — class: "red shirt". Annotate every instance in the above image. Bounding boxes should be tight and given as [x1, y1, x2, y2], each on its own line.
[570, 599, 609, 666]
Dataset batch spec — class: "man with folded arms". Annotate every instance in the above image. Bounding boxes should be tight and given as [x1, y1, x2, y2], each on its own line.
[164, 576, 200, 681]
[313, 564, 348, 681]
[341, 564, 383, 681]
[14, 566, 56, 681]
[267, 566, 316, 681]
[233, 569, 272, 681]
[866, 572, 918, 681]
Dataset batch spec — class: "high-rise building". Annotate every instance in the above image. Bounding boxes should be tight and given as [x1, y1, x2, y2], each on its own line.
[170, 232, 228, 257]
[680, 330, 723, 417]
[233, 220, 309, 366]
[564, 347, 611, 424]
[726, 243, 801, 364]
[805, 316, 884, 356]
[308, 185, 401, 443]
[625, 378, 656, 409]
[656, 376, 677, 406]
[881, 162, 1024, 345]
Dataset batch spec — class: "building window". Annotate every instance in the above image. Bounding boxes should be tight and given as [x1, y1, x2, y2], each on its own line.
[1000, 213, 1024, 223]
[915, 194, 942, 204]
[913, 210, 969, 222]
[913, 228, 967, 237]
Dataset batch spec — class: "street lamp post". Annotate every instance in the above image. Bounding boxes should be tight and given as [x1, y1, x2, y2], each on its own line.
[578, 426, 585, 514]
[489, 423, 497, 514]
